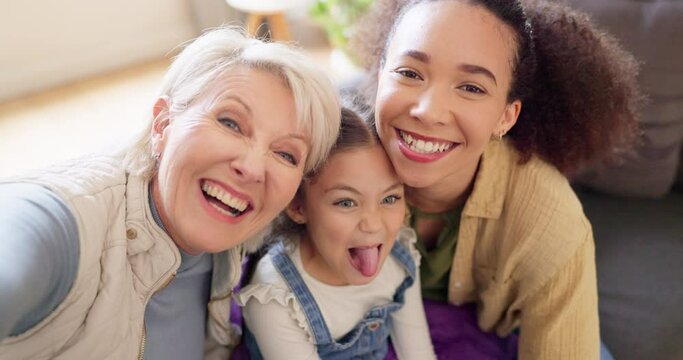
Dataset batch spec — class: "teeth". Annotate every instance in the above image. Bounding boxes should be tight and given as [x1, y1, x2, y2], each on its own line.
[399, 130, 453, 154]
[209, 202, 239, 217]
[201, 182, 248, 212]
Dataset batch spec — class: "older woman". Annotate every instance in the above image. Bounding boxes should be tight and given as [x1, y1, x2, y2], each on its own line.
[0, 28, 340, 359]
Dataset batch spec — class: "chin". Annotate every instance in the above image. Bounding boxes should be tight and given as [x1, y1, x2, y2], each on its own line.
[348, 275, 376, 286]
[184, 237, 233, 254]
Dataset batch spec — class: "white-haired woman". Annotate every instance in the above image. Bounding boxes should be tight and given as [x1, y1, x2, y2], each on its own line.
[0, 28, 340, 360]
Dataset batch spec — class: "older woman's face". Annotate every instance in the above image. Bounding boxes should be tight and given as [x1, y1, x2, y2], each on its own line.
[152, 66, 309, 254]
[375, 1, 520, 190]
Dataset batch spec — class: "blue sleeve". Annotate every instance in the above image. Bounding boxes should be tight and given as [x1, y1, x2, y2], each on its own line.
[0, 183, 79, 339]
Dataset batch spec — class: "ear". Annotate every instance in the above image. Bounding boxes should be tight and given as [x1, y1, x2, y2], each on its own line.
[151, 97, 171, 155]
[494, 100, 522, 137]
[285, 197, 307, 225]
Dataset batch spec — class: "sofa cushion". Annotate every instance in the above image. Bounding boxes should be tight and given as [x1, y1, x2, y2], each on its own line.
[570, 0, 683, 198]
[676, 147, 683, 192]
[576, 187, 683, 360]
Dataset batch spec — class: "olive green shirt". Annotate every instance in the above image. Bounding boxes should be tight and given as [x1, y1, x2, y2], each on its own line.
[410, 206, 462, 302]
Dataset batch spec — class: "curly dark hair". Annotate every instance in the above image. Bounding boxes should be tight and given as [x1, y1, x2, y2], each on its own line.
[350, 0, 642, 175]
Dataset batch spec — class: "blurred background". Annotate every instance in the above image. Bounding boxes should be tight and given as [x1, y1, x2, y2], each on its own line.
[0, 0, 368, 177]
[0, 1, 682, 360]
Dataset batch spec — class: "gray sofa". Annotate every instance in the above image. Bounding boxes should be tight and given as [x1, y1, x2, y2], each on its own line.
[577, 185, 683, 360]
[567, 1, 683, 359]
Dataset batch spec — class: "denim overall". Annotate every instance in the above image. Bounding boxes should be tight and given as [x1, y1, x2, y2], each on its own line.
[244, 240, 416, 360]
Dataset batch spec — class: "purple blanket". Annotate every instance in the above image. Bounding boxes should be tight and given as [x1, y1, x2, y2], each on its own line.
[231, 298, 518, 359]
[385, 299, 517, 359]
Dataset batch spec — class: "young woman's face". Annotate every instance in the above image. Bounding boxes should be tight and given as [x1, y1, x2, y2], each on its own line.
[152, 66, 309, 254]
[291, 145, 406, 286]
[375, 1, 520, 189]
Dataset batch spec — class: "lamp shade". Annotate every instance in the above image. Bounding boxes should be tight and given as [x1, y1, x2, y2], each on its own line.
[226, 0, 310, 14]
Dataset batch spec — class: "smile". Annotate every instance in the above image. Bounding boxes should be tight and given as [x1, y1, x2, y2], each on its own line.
[395, 129, 458, 162]
[399, 129, 453, 154]
[201, 180, 252, 218]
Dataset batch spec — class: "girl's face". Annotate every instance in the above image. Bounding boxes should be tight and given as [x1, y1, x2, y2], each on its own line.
[152, 66, 309, 254]
[375, 1, 521, 189]
[288, 145, 406, 286]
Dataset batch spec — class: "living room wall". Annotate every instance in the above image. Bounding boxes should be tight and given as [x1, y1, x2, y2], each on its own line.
[0, 0, 200, 102]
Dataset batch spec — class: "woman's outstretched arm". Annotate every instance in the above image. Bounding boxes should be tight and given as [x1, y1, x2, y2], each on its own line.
[0, 183, 79, 339]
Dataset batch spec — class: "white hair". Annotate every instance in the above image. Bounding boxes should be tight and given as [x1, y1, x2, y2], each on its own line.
[123, 27, 340, 178]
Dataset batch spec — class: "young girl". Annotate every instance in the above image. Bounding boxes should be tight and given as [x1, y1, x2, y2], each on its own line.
[349, 0, 641, 358]
[236, 108, 436, 359]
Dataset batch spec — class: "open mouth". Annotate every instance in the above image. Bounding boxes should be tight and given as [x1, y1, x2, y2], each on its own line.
[348, 244, 382, 277]
[201, 180, 252, 218]
[398, 129, 456, 154]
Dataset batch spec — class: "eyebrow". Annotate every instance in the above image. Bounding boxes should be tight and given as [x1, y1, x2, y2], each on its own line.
[459, 64, 497, 85]
[383, 182, 403, 193]
[325, 185, 360, 195]
[401, 50, 430, 63]
[325, 182, 403, 195]
[283, 133, 310, 146]
[400, 50, 498, 85]
[219, 94, 252, 116]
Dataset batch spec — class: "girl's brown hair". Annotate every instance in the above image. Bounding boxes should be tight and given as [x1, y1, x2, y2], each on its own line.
[308, 106, 379, 177]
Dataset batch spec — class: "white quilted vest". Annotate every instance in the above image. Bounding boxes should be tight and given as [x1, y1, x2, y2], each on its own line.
[0, 154, 243, 359]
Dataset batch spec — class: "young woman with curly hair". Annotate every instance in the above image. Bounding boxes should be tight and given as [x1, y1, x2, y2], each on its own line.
[349, 0, 641, 358]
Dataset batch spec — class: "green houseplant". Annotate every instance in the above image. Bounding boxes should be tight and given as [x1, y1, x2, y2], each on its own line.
[309, 0, 373, 63]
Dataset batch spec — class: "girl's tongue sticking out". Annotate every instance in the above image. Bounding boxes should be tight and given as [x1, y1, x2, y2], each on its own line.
[349, 245, 381, 277]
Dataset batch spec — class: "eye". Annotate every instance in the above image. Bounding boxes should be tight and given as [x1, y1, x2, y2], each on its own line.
[276, 151, 298, 166]
[393, 69, 423, 81]
[381, 194, 402, 205]
[459, 84, 486, 94]
[334, 199, 356, 208]
[218, 117, 241, 132]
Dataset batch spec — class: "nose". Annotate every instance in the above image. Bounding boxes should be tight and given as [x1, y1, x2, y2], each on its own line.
[359, 206, 383, 234]
[409, 85, 452, 126]
[230, 147, 266, 184]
